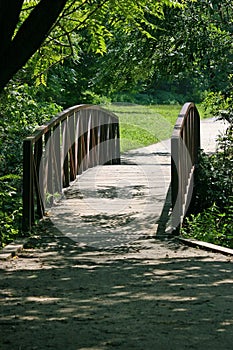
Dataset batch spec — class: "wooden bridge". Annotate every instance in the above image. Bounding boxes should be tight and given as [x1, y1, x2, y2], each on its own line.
[22, 103, 201, 245]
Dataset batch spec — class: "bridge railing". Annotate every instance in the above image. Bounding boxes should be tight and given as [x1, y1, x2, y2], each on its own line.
[171, 102, 200, 233]
[22, 104, 120, 232]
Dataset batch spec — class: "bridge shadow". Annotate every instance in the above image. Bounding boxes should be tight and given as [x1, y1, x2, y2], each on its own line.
[156, 184, 172, 237]
[1, 228, 233, 350]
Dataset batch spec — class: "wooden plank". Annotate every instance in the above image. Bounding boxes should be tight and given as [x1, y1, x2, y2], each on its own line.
[179, 237, 233, 256]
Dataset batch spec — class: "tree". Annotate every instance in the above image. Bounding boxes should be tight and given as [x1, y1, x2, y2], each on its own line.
[84, 0, 232, 103]
[0, 0, 182, 92]
[0, 0, 67, 91]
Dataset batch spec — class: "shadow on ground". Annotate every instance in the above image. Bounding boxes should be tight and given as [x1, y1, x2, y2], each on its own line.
[1, 226, 233, 350]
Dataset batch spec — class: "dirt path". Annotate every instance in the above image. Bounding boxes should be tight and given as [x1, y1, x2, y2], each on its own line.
[1, 225, 233, 350]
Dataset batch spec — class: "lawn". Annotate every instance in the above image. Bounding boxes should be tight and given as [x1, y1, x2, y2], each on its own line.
[106, 103, 207, 152]
[106, 104, 181, 152]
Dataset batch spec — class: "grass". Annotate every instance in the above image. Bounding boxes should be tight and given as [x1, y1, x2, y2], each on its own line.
[106, 104, 181, 152]
[105, 103, 208, 152]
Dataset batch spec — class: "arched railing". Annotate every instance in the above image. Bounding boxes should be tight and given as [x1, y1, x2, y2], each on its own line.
[171, 102, 200, 233]
[22, 105, 120, 231]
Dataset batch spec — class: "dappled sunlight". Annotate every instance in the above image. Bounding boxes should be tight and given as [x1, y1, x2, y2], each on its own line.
[47, 135, 171, 249]
[1, 233, 233, 349]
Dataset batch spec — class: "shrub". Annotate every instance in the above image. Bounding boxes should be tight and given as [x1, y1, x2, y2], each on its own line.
[82, 90, 111, 105]
[111, 90, 185, 105]
[0, 175, 22, 247]
[181, 202, 233, 248]
[202, 91, 233, 124]
[182, 119, 233, 248]
[0, 82, 62, 247]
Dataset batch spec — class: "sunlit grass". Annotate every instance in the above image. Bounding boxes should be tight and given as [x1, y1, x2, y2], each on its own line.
[105, 103, 208, 152]
[106, 104, 181, 152]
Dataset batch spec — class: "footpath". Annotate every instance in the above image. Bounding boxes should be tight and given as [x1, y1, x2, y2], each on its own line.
[0, 118, 233, 350]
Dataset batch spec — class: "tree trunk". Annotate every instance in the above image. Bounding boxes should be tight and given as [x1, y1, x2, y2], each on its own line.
[0, 0, 67, 92]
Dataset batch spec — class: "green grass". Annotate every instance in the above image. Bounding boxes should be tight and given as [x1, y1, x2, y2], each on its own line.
[106, 104, 181, 152]
[105, 103, 208, 152]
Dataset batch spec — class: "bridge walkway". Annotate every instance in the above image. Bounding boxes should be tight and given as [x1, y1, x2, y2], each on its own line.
[49, 139, 170, 249]
[49, 117, 227, 248]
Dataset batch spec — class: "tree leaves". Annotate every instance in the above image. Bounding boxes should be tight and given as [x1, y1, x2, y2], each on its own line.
[9, 0, 183, 87]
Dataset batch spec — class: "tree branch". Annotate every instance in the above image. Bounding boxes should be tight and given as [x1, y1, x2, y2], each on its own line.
[44, 0, 110, 45]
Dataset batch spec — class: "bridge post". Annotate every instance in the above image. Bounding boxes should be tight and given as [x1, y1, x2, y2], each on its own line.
[171, 133, 182, 233]
[34, 137, 44, 218]
[22, 138, 34, 232]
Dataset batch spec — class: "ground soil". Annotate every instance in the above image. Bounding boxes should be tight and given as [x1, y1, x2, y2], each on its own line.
[1, 222, 233, 350]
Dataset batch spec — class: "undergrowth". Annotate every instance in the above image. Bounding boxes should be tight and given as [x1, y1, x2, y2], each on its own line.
[181, 123, 233, 248]
[0, 82, 62, 248]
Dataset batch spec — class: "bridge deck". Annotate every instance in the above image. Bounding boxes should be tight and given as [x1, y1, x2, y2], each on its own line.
[49, 118, 227, 249]
[49, 140, 171, 249]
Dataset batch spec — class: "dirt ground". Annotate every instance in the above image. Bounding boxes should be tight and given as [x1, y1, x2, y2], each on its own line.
[1, 222, 233, 350]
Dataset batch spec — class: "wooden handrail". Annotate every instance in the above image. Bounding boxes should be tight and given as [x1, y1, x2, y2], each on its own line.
[22, 104, 120, 232]
[171, 102, 200, 233]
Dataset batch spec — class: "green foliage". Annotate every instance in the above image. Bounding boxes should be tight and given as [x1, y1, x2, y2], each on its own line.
[202, 90, 233, 123]
[182, 124, 233, 248]
[0, 81, 62, 247]
[0, 82, 62, 176]
[152, 90, 185, 105]
[69, 0, 232, 105]
[111, 90, 188, 105]
[181, 202, 233, 248]
[82, 91, 112, 105]
[194, 128, 233, 211]
[0, 175, 22, 247]
[0, 81, 62, 129]
[21, 0, 182, 85]
[154, 0, 233, 94]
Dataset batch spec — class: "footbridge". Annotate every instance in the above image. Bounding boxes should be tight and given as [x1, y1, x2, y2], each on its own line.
[22, 103, 202, 246]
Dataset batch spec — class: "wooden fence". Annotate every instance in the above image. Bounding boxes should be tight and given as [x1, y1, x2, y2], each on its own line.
[171, 102, 200, 232]
[22, 105, 120, 231]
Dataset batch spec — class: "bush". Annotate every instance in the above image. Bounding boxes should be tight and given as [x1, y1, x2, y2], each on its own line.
[0, 175, 22, 247]
[181, 202, 233, 248]
[0, 82, 62, 247]
[182, 122, 233, 248]
[202, 91, 233, 124]
[111, 90, 184, 105]
[81, 90, 111, 105]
